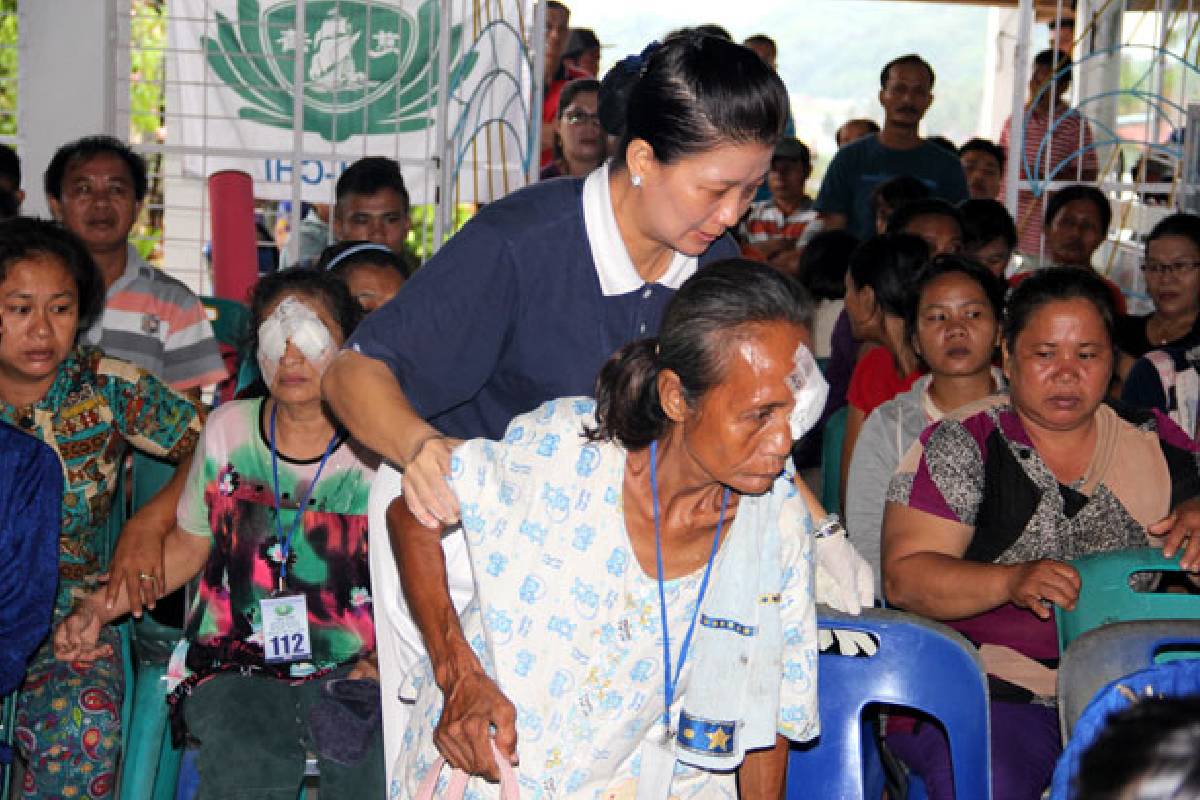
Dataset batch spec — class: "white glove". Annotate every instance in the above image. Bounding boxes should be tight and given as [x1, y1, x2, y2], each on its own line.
[812, 516, 875, 614]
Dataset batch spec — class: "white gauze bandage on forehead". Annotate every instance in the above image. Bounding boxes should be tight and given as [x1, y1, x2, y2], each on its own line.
[787, 343, 829, 441]
[256, 296, 336, 387]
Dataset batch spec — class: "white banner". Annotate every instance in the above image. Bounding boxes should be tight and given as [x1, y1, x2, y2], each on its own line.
[168, 0, 535, 205]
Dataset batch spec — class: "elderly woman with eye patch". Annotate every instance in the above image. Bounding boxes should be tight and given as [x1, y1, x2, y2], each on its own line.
[882, 267, 1200, 800]
[55, 268, 386, 800]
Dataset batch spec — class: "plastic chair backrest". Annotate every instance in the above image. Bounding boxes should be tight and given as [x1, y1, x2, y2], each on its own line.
[199, 296, 250, 349]
[1056, 547, 1200, 652]
[821, 406, 848, 513]
[786, 606, 992, 799]
[1056, 619, 1200, 743]
[1048, 658, 1200, 800]
[200, 296, 250, 404]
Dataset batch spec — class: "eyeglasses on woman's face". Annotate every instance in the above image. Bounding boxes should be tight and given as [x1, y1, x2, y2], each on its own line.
[1142, 260, 1200, 276]
[564, 110, 602, 127]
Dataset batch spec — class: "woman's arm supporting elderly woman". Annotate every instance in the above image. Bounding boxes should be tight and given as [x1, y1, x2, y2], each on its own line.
[54, 525, 212, 662]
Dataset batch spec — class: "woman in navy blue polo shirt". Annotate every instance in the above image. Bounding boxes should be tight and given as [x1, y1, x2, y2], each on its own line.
[323, 31, 789, 527]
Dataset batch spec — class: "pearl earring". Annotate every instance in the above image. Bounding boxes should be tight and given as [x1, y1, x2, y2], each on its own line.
[631, 174, 642, 187]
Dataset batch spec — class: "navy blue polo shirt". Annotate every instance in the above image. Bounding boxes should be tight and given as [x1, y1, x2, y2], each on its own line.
[347, 173, 738, 440]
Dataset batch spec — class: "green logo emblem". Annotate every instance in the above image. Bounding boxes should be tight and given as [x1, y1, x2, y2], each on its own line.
[205, 0, 479, 142]
[275, 603, 294, 616]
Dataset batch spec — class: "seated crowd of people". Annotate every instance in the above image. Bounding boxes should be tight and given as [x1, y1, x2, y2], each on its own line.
[0, 7, 1198, 800]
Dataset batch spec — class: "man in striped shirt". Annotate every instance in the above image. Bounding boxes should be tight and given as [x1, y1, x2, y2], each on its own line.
[999, 49, 1098, 258]
[45, 136, 226, 399]
[740, 137, 818, 275]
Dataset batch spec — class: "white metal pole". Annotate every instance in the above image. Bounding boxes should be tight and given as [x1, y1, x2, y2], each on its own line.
[432, 0, 453, 249]
[529, 0, 546, 187]
[1006, 0, 1036, 218]
[288, 0, 306, 267]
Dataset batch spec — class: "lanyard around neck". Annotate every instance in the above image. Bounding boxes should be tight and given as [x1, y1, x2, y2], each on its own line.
[268, 401, 339, 590]
[649, 439, 729, 735]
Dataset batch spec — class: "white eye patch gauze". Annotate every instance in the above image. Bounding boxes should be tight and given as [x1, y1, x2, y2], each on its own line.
[256, 296, 336, 387]
[787, 343, 829, 441]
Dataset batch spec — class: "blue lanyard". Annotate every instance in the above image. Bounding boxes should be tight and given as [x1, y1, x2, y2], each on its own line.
[269, 402, 340, 590]
[649, 439, 729, 736]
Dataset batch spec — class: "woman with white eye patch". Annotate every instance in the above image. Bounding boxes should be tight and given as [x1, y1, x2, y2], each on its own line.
[54, 269, 386, 799]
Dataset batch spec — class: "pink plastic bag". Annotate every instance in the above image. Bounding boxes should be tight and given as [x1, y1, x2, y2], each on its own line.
[414, 741, 519, 800]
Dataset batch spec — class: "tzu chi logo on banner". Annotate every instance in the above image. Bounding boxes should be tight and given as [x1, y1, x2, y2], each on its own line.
[204, 0, 477, 142]
[170, 0, 535, 203]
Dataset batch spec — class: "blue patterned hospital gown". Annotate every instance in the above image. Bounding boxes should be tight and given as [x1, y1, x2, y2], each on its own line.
[392, 398, 818, 799]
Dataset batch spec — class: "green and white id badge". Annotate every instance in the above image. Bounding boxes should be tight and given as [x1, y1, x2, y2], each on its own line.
[260, 593, 312, 664]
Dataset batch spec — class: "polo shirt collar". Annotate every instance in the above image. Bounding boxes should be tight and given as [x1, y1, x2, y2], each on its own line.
[582, 162, 697, 296]
[108, 242, 145, 298]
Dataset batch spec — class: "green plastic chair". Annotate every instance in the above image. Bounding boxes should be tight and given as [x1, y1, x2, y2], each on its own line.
[121, 452, 188, 800]
[821, 406, 849, 513]
[1056, 547, 1200, 653]
[200, 296, 251, 405]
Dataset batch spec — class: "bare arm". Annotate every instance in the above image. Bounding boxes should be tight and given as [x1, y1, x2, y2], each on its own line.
[882, 501, 1079, 620]
[387, 496, 517, 779]
[56, 525, 212, 661]
[737, 735, 789, 800]
[322, 350, 462, 526]
[106, 451, 194, 614]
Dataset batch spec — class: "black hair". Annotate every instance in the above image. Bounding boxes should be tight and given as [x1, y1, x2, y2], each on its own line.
[316, 240, 412, 280]
[589, 259, 813, 450]
[927, 135, 957, 154]
[246, 267, 362, 373]
[886, 197, 965, 238]
[1033, 48, 1073, 88]
[905, 254, 1007, 345]
[797, 229, 859, 302]
[1072, 697, 1200, 800]
[0, 188, 18, 221]
[961, 199, 1018, 251]
[871, 175, 931, 217]
[546, 1, 568, 14]
[0, 143, 19, 189]
[959, 137, 1006, 171]
[1145, 212, 1200, 256]
[0, 216, 105, 332]
[598, 47, 645, 138]
[880, 54, 935, 90]
[556, 78, 601, 118]
[616, 32, 788, 169]
[847, 233, 930, 319]
[44, 135, 148, 202]
[837, 118, 880, 145]
[1003, 266, 1116, 352]
[1044, 184, 1111, 231]
[690, 24, 732, 41]
[564, 28, 599, 60]
[335, 157, 410, 215]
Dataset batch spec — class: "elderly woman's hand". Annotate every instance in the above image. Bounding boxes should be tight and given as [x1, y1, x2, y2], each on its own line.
[1148, 497, 1200, 571]
[347, 652, 379, 682]
[53, 604, 112, 663]
[403, 434, 465, 528]
[1005, 559, 1081, 620]
[434, 668, 518, 781]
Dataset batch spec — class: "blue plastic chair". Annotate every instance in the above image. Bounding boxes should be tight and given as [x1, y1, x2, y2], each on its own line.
[786, 606, 992, 800]
[1056, 547, 1200, 653]
[1049, 658, 1200, 800]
